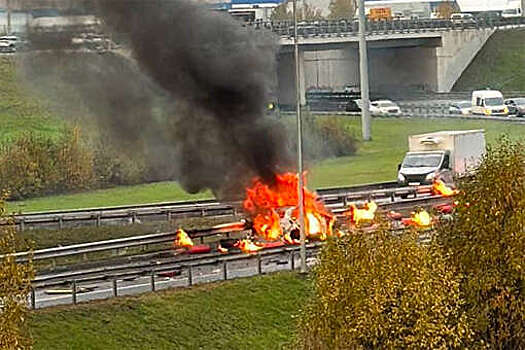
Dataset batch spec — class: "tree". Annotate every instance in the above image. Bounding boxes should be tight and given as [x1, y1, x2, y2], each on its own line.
[436, 137, 525, 348]
[270, 0, 324, 21]
[297, 223, 473, 349]
[0, 195, 34, 349]
[328, 0, 356, 20]
[435, 0, 459, 19]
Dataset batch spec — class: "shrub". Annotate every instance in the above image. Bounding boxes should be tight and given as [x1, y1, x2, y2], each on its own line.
[0, 195, 34, 349]
[436, 137, 525, 348]
[297, 225, 472, 349]
[283, 115, 359, 162]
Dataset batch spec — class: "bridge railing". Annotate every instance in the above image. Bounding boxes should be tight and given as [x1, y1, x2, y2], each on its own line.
[244, 17, 525, 38]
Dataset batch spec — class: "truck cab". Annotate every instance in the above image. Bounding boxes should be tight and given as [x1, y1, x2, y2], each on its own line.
[397, 130, 486, 186]
[398, 151, 451, 186]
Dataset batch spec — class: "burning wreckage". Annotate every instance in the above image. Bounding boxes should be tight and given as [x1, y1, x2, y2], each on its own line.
[173, 173, 460, 254]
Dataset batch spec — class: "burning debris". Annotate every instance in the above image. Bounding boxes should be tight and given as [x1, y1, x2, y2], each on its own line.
[235, 239, 263, 254]
[432, 179, 459, 197]
[174, 228, 194, 249]
[243, 173, 335, 243]
[345, 201, 378, 225]
[403, 209, 432, 228]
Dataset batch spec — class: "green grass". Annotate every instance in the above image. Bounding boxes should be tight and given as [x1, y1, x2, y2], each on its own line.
[31, 272, 311, 350]
[454, 28, 525, 91]
[0, 57, 66, 142]
[10, 116, 525, 212]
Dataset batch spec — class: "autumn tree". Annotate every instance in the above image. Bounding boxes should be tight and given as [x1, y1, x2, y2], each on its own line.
[435, 0, 459, 19]
[270, 0, 324, 21]
[328, 0, 356, 20]
[0, 196, 34, 349]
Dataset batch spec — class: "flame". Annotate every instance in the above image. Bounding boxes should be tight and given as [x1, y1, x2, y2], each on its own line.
[174, 228, 193, 248]
[411, 210, 431, 227]
[433, 179, 459, 197]
[346, 201, 378, 225]
[217, 244, 229, 254]
[243, 173, 334, 242]
[235, 239, 263, 253]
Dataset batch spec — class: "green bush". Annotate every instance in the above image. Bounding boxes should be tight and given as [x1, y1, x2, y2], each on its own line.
[283, 115, 359, 162]
[297, 225, 472, 349]
[436, 137, 525, 348]
[0, 128, 95, 200]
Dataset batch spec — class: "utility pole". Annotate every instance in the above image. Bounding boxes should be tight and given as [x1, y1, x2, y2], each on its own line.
[6, 0, 11, 34]
[293, 0, 307, 274]
[358, 0, 371, 141]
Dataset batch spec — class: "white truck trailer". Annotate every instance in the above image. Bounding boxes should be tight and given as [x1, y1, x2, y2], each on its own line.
[397, 130, 486, 186]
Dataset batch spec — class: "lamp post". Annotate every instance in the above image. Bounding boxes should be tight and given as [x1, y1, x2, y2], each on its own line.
[293, 0, 307, 273]
[358, 0, 371, 141]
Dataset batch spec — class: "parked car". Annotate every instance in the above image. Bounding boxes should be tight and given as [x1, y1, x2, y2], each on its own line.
[504, 98, 525, 117]
[449, 101, 472, 115]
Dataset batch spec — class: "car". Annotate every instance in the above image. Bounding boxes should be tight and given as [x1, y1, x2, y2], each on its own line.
[354, 99, 401, 116]
[0, 40, 16, 53]
[370, 100, 401, 116]
[449, 101, 472, 115]
[450, 13, 477, 27]
[504, 98, 525, 117]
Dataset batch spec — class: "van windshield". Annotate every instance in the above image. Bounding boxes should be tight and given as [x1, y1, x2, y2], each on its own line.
[485, 97, 504, 106]
[402, 154, 443, 168]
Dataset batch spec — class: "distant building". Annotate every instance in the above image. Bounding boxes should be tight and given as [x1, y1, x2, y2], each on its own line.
[209, 0, 284, 21]
[363, 0, 460, 19]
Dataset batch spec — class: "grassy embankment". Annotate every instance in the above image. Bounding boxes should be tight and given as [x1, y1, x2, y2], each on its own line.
[31, 272, 310, 350]
[454, 28, 525, 91]
[11, 117, 525, 212]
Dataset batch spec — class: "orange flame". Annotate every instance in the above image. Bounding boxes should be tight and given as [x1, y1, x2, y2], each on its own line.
[174, 228, 193, 248]
[217, 244, 229, 254]
[433, 179, 459, 197]
[235, 239, 263, 253]
[346, 201, 378, 225]
[243, 173, 335, 242]
[411, 210, 431, 227]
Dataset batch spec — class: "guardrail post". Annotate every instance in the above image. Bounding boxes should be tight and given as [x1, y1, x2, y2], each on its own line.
[30, 287, 36, 310]
[19, 218, 25, 231]
[257, 254, 262, 275]
[290, 251, 295, 270]
[223, 261, 228, 280]
[58, 216, 63, 230]
[188, 265, 193, 286]
[96, 213, 101, 227]
[150, 270, 156, 292]
[72, 280, 77, 305]
[167, 210, 172, 222]
[112, 279, 118, 297]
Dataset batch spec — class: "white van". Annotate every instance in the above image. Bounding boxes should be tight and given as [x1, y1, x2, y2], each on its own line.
[471, 90, 508, 116]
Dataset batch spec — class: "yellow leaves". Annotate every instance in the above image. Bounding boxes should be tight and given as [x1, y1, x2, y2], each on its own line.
[0, 198, 34, 349]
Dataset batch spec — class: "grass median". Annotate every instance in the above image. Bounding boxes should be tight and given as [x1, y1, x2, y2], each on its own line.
[31, 271, 311, 350]
[10, 116, 525, 213]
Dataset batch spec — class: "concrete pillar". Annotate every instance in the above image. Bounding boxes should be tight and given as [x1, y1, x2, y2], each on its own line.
[435, 29, 495, 92]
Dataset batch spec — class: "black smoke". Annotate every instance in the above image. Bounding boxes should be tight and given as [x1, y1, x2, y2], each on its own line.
[19, 0, 288, 198]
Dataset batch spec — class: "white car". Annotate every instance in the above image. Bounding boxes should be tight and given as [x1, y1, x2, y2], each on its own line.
[0, 40, 15, 53]
[449, 101, 471, 115]
[370, 100, 401, 116]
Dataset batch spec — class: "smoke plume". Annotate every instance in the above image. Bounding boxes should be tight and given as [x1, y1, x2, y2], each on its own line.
[19, 0, 288, 198]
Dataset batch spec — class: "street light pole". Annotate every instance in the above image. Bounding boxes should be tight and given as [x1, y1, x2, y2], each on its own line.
[358, 0, 371, 141]
[293, 0, 307, 273]
[6, 0, 11, 34]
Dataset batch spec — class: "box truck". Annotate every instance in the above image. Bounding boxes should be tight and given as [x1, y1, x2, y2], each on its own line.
[397, 130, 486, 186]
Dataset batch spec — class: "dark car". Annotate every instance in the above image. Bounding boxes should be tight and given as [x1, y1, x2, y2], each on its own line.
[504, 98, 525, 117]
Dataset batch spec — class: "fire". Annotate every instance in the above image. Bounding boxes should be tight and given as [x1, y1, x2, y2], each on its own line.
[433, 179, 459, 197]
[243, 173, 335, 242]
[174, 228, 194, 248]
[411, 210, 432, 227]
[217, 244, 229, 253]
[346, 201, 378, 225]
[235, 239, 263, 253]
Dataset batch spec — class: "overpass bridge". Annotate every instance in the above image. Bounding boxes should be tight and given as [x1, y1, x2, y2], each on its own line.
[247, 18, 525, 105]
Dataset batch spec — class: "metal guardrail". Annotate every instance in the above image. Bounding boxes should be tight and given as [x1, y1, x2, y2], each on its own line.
[10, 188, 441, 265]
[7, 181, 398, 230]
[245, 17, 525, 38]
